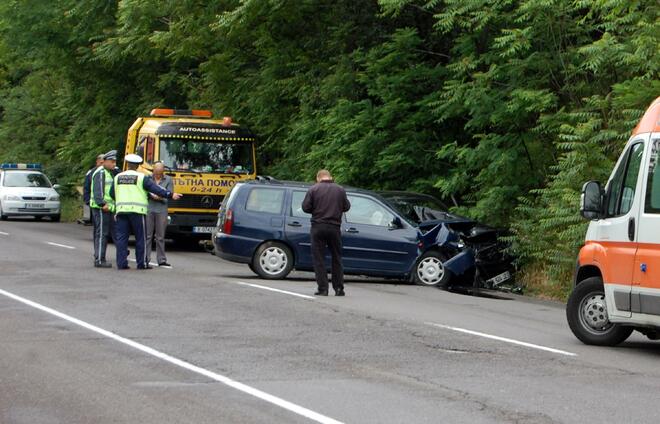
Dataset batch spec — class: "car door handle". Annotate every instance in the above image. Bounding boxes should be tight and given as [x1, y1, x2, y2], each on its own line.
[345, 227, 359, 234]
[287, 221, 302, 227]
[628, 217, 635, 241]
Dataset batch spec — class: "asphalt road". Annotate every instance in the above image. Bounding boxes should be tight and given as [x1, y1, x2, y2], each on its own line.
[1, 219, 660, 424]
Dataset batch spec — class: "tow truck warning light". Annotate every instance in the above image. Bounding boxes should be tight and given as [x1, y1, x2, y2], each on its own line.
[0, 163, 42, 170]
[150, 108, 213, 118]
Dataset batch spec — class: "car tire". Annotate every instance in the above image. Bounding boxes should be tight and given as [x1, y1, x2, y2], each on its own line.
[413, 250, 452, 287]
[51, 214, 61, 222]
[0, 202, 7, 221]
[566, 277, 633, 346]
[34, 216, 43, 221]
[252, 241, 294, 280]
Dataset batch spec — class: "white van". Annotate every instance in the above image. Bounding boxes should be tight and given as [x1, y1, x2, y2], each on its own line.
[567, 97, 660, 345]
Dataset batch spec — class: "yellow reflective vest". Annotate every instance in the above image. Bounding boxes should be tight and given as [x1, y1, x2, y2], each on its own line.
[114, 170, 148, 215]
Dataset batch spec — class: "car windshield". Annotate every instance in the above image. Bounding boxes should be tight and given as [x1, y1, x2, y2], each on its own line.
[159, 137, 254, 174]
[381, 193, 449, 225]
[3, 171, 51, 187]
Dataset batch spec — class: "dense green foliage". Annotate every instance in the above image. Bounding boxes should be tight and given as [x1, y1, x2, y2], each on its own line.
[0, 0, 658, 296]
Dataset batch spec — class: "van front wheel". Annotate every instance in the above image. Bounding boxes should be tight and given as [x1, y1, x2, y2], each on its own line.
[566, 277, 633, 346]
[252, 242, 294, 279]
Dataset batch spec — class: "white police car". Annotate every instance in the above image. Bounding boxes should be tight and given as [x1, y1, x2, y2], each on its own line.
[0, 164, 61, 221]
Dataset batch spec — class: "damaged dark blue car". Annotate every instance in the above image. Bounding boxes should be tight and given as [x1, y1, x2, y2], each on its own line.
[213, 180, 516, 291]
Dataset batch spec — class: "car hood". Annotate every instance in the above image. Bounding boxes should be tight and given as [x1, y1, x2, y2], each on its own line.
[1, 186, 57, 198]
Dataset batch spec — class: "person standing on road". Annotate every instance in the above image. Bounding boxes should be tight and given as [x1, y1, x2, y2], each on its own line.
[145, 162, 173, 267]
[110, 154, 182, 270]
[83, 154, 105, 226]
[90, 150, 118, 268]
[302, 169, 350, 296]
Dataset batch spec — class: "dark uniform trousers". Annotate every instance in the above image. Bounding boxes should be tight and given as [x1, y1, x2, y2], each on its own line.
[92, 208, 115, 263]
[310, 223, 344, 292]
[116, 213, 147, 269]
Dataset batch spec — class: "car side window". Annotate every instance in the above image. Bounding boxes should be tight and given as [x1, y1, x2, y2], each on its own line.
[345, 195, 394, 227]
[245, 188, 285, 214]
[291, 191, 311, 218]
[607, 142, 643, 217]
[644, 139, 660, 214]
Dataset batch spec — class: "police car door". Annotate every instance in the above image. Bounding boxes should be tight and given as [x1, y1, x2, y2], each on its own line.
[342, 194, 418, 274]
[285, 190, 314, 268]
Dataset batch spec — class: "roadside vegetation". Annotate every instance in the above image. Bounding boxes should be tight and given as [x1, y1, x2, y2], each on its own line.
[0, 1, 657, 299]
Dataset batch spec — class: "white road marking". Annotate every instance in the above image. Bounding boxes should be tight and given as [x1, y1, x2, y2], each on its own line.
[0, 288, 343, 424]
[46, 242, 76, 250]
[425, 322, 577, 357]
[0, 231, 8, 235]
[236, 282, 315, 300]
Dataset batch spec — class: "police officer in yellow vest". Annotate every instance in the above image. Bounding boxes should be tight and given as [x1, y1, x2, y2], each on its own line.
[110, 154, 182, 270]
[90, 150, 118, 268]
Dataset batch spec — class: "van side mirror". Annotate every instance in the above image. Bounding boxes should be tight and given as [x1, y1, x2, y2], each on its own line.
[580, 181, 603, 220]
[388, 216, 403, 230]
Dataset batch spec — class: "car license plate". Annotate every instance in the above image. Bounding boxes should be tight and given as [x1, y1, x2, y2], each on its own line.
[192, 226, 214, 233]
[487, 271, 511, 286]
[26, 203, 45, 208]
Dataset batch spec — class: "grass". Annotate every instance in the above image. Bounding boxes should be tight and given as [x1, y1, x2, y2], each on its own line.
[518, 266, 572, 302]
[60, 195, 83, 223]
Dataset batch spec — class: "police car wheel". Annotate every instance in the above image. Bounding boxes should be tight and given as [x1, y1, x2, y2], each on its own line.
[566, 277, 633, 346]
[51, 214, 61, 222]
[252, 242, 293, 280]
[414, 250, 452, 287]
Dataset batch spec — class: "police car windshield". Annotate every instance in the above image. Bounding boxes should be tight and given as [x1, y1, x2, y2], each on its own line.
[159, 138, 254, 174]
[3, 171, 51, 188]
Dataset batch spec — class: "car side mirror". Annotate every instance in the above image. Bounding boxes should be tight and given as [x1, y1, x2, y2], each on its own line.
[580, 181, 603, 220]
[53, 184, 61, 190]
[388, 216, 403, 230]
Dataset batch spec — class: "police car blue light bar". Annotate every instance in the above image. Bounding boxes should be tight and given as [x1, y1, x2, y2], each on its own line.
[0, 163, 42, 169]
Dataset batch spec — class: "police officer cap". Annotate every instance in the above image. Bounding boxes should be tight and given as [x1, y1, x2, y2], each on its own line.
[103, 150, 117, 160]
[125, 154, 143, 164]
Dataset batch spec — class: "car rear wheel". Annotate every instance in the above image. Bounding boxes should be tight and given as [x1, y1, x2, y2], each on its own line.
[51, 214, 61, 222]
[414, 250, 451, 287]
[566, 277, 633, 346]
[252, 242, 293, 280]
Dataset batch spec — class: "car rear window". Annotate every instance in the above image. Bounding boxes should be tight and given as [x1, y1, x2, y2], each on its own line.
[246, 187, 285, 214]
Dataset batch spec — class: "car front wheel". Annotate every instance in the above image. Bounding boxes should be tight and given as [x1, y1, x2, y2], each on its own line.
[566, 277, 633, 346]
[0, 202, 7, 220]
[413, 250, 452, 287]
[252, 242, 294, 279]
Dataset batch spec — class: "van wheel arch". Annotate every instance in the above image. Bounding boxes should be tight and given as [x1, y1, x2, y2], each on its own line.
[575, 265, 602, 287]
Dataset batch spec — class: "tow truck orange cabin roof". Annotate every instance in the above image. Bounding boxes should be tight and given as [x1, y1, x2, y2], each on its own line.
[632, 96, 660, 136]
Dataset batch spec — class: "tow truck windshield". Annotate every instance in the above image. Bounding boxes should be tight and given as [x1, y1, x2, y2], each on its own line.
[3, 172, 52, 187]
[159, 138, 254, 174]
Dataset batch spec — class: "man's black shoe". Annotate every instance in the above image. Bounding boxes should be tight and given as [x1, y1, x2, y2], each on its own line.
[314, 290, 328, 296]
[144, 265, 154, 270]
[118, 266, 130, 270]
[335, 289, 345, 296]
[158, 262, 171, 267]
[94, 261, 112, 268]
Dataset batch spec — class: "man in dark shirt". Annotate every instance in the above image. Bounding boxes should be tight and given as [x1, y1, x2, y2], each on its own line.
[302, 170, 351, 296]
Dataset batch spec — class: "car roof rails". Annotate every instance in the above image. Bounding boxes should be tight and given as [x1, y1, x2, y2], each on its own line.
[254, 175, 280, 184]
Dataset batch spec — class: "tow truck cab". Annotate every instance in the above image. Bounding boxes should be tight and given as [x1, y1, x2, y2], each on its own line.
[124, 109, 257, 241]
[568, 97, 660, 345]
